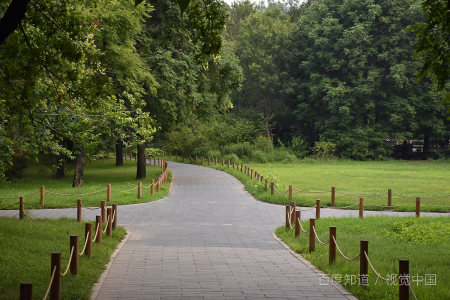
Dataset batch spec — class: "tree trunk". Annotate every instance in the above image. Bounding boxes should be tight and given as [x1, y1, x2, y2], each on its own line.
[136, 142, 146, 179]
[0, 0, 30, 46]
[423, 132, 430, 154]
[115, 139, 123, 166]
[72, 152, 85, 187]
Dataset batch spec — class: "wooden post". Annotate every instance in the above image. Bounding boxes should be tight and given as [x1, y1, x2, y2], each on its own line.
[271, 181, 274, 195]
[240, 164, 243, 173]
[154, 154, 156, 166]
[41, 186, 45, 207]
[70, 235, 78, 275]
[251, 169, 253, 179]
[138, 182, 142, 199]
[19, 196, 24, 219]
[228, 160, 230, 168]
[416, 197, 420, 218]
[295, 210, 301, 237]
[359, 198, 364, 219]
[50, 252, 61, 300]
[85, 223, 92, 258]
[360, 240, 368, 287]
[124, 152, 127, 160]
[101, 200, 106, 222]
[151, 179, 155, 196]
[114, 151, 116, 157]
[20, 282, 33, 300]
[289, 185, 293, 201]
[388, 188, 392, 207]
[399, 259, 409, 300]
[129, 153, 132, 160]
[233, 161, 235, 169]
[112, 204, 117, 230]
[265, 179, 268, 192]
[329, 227, 336, 264]
[157, 177, 160, 192]
[244, 166, 247, 173]
[309, 218, 316, 253]
[96, 216, 102, 245]
[285, 205, 290, 229]
[291, 201, 296, 224]
[107, 208, 112, 237]
[316, 199, 321, 219]
[208, 157, 211, 166]
[261, 175, 264, 183]
[108, 151, 110, 157]
[331, 186, 335, 207]
[77, 199, 82, 222]
[107, 184, 111, 202]
[169, 152, 171, 158]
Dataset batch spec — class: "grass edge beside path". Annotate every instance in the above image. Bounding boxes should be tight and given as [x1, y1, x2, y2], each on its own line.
[163, 157, 450, 213]
[0, 216, 127, 300]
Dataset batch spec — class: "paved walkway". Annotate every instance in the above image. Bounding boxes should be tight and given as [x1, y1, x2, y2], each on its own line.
[1, 162, 447, 300]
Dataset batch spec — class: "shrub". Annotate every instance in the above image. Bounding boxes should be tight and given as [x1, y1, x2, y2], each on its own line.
[222, 142, 253, 159]
[312, 140, 337, 159]
[252, 150, 268, 163]
[254, 135, 273, 153]
[267, 148, 298, 163]
[222, 154, 240, 163]
[290, 136, 309, 158]
[207, 150, 221, 159]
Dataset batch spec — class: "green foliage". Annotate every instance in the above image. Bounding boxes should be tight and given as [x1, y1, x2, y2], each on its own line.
[384, 219, 450, 245]
[251, 150, 268, 163]
[254, 135, 274, 153]
[289, 136, 309, 158]
[312, 140, 337, 159]
[222, 142, 254, 159]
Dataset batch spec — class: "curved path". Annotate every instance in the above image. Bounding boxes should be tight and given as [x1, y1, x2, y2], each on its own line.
[1, 162, 446, 300]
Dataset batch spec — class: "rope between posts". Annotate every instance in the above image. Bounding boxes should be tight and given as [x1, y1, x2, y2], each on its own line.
[93, 223, 100, 242]
[328, 203, 360, 209]
[297, 205, 317, 211]
[81, 205, 102, 210]
[0, 191, 40, 199]
[409, 278, 419, 300]
[292, 189, 331, 193]
[393, 193, 450, 199]
[0, 202, 20, 209]
[102, 215, 110, 233]
[336, 191, 388, 197]
[61, 246, 74, 276]
[46, 188, 107, 196]
[111, 186, 138, 193]
[42, 265, 57, 300]
[332, 236, 360, 261]
[79, 235, 90, 256]
[274, 186, 289, 194]
[364, 251, 400, 282]
[312, 226, 330, 245]
[286, 211, 293, 229]
[298, 218, 310, 233]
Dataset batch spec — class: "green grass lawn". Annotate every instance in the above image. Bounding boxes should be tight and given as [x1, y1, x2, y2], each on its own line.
[0, 157, 171, 209]
[275, 216, 450, 300]
[172, 158, 450, 212]
[0, 216, 126, 299]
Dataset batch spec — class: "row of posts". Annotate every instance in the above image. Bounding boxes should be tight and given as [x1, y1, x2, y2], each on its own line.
[20, 205, 119, 300]
[17, 161, 168, 218]
[285, 202, 411, 300]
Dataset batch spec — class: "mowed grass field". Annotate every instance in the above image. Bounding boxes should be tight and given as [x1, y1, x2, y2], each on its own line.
[176, 158, 450, 212]
[0, 217, 126, 299]
[0, 157, 171, 209]
[276, 216, 450, 300]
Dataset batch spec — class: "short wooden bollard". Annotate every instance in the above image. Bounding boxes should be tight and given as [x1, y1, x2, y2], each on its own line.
[124, 152, 127, 160]
[107, 208, 112, 237]
[85, 223, 92, 258]
[265, 179, 268, 192]
[295, 210, 301, 237]
[329, 227, 336, 264]
[247, 167, 250, 176]
[154, 155, 156, 166]
[289, 185, 293, 201]
[261, 175, 264, 183]
[101, 200, 106, 222]
[271, 181, 274, 195]
[129, 153, 132, 160]
[416, 197, 420, 218]
[227, 160, 230, 168]
[19, 196, 24, 219]
[316, 199, 321, 219]
[388, 188, 392, 207]
[285, 205, 290, 229]
[70, 235, 78, 275]
[108, 151, 110, 157]
[138, 182, 142, 199]
[309, 218, 316, 253]
[107, 184, 111, 201]
[157, 177, 160, 192]
[50, 252, 61, 300]
[208, 157, 211, 166]
[291, 201, 296, 224]
[96, 216, 102, 245]
[244, 166, 247, 173]
[331, 186, 335, 207]
[20, 282, 33, 300]
[151, 179, 155, 195]
[359, 198, 364, 219]
[360, 240, 368, 286]
[41, 186, 45, 207]
[112, 204, 117, 230]
[240, 164, 243, 173]
[251, 169, 253, 179]
[77, 199, 82, 222]
[399, 259, 409, 300]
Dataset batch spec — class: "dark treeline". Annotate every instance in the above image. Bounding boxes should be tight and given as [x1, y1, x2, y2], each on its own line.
[163, 0, 450, 161]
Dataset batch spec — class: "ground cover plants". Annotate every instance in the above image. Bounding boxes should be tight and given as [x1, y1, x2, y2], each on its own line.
[167, 157, 450, 213]
[0, 216, 126, 299]
[0, 157, 171, 209]
[275, 216, 450, 300]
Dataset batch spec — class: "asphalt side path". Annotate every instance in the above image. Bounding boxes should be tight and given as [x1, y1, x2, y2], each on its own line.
[1, 162, 447, 300]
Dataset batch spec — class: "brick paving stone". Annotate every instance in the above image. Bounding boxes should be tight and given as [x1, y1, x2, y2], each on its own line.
[3, 161, 448, 299]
